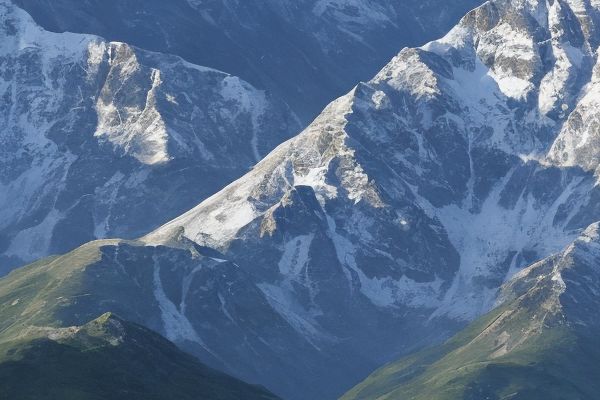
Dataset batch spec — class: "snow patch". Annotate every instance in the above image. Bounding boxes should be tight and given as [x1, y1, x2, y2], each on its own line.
[278, 234, 314, 277]
[152, 257, 203, 344]
[258, 283, 325, 347]
[220, 76, 268, 162]
[94, 47, 170, 165]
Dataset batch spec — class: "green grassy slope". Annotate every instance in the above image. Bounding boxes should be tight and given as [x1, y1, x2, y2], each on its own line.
[0, 241, 280, 399]
[0, 239, 185, 341]
[342, 306, 600, 400]
[342, 227, 600, 400]
[0, 312, 278, 400]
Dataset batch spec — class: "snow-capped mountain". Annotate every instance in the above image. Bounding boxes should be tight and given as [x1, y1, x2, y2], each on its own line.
[6, 0, 600, 399]
[147, 0, 600, 321]
[0, 0, 297, 272]
[0, 0, 485, 273]
[13, 0, 483, 122]
[140, 0, 600, 394]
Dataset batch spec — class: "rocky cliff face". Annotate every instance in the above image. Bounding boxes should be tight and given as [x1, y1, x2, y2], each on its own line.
[0, 0, 485, 273]
[0, 0, 297, 272]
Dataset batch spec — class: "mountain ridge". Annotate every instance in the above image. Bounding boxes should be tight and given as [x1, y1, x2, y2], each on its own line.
[13, 0, 484, 122]
[0, 311, 280, 400]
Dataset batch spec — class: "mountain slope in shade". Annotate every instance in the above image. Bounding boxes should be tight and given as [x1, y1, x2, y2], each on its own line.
[0, 312, 279, 400]
[13, 0, 484, 123]
[0, 0, 297, 272]
[0, 239, 358, 400]
[341, 223, 600, 400]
